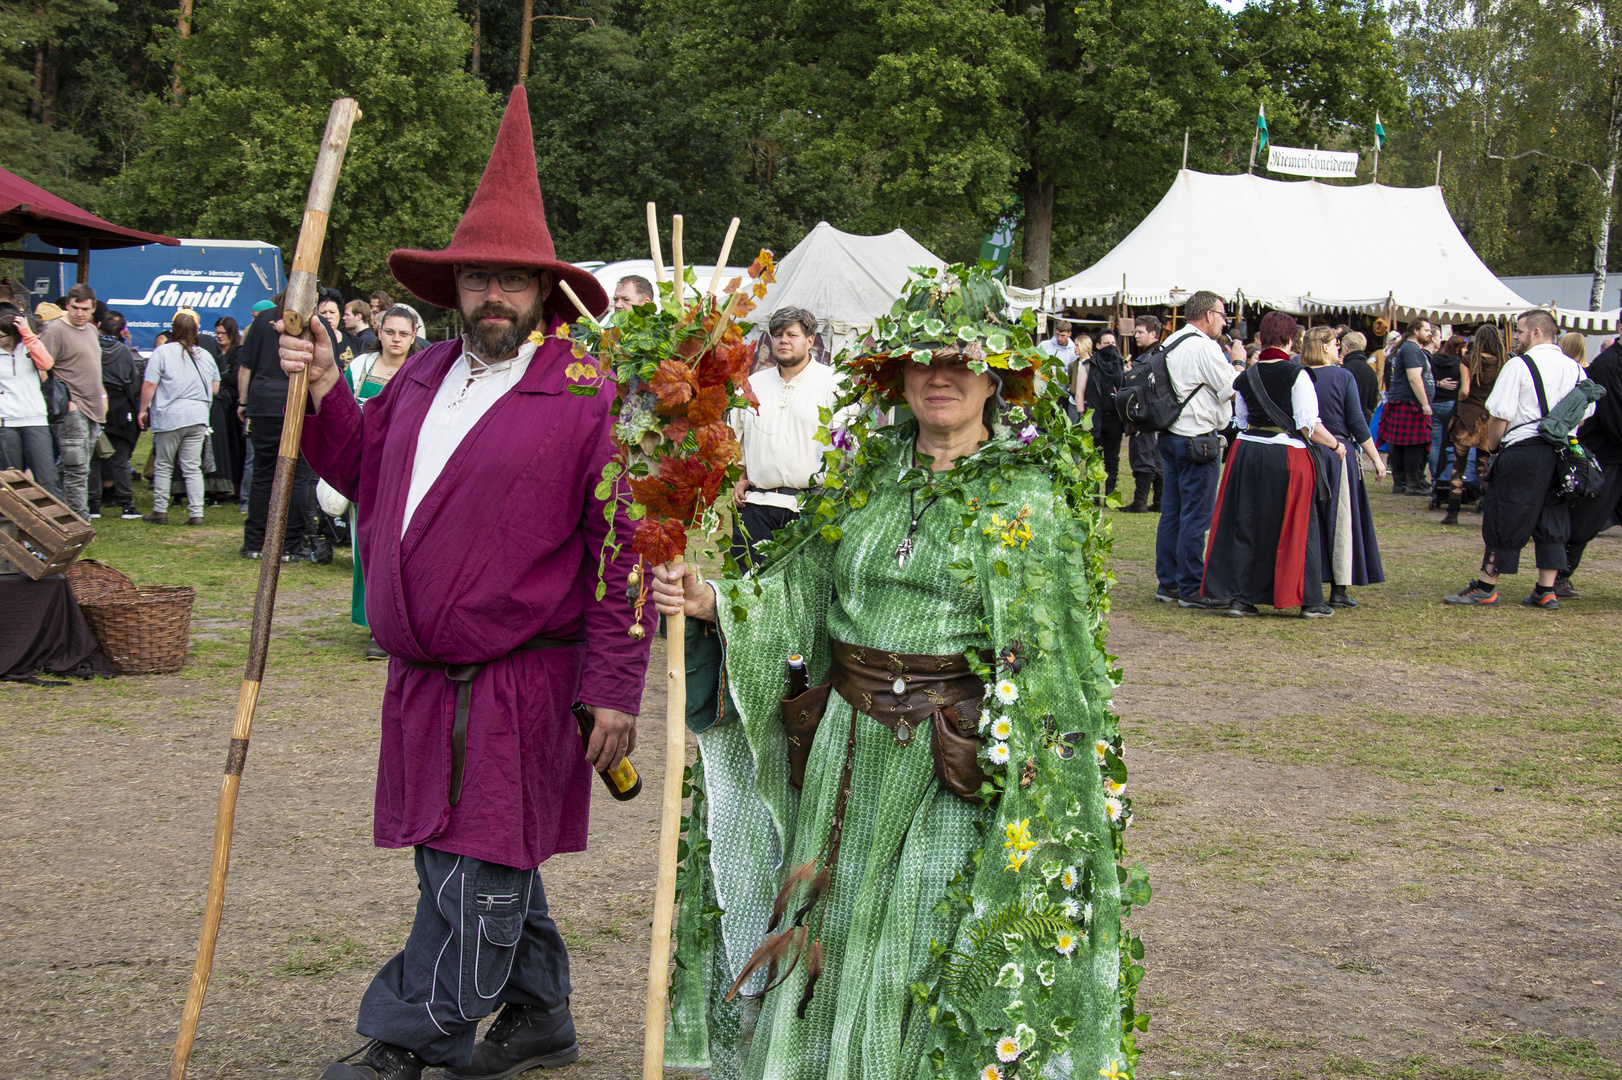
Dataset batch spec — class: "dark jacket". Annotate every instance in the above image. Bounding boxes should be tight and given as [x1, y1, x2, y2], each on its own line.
[1578, 342, 1622, 464]
[1341, 350, 1379, 421]
[98, 333, 142, 443]
[1083, 345, 1125, 417]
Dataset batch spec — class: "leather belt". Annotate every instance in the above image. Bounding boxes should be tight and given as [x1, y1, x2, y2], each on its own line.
[828, 639, 984, 745]
[747, 484, 804, 495]
[399, 633, 583, 805]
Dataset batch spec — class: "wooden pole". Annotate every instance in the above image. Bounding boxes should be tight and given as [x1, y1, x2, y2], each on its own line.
[671, 215, 685, 312]
[643, 565, 687, 1079]
[517, 0, 533, 84]
[706, 217, 741, 297]
[74, 237, 88, 287]
[167, 97, 360, 1080]
[647, 203, 666, 285]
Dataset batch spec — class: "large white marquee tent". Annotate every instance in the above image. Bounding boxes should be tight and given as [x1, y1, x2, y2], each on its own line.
[1016, 169, 1617, 333]
[756, 221, 945, 352]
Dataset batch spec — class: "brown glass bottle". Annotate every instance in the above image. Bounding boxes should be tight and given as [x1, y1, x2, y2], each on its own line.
[572, 701, 643, 801]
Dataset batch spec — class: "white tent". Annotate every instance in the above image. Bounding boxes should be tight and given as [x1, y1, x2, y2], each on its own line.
[1018, 169, 1617, 333]
[756, 222, 945, 352]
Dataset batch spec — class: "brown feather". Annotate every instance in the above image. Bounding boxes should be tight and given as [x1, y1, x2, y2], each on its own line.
[768, 858, 820, 932]
[724, 926, 807, 1001]
[795, 939, 825, 1018]
[790, 866, 831, 927]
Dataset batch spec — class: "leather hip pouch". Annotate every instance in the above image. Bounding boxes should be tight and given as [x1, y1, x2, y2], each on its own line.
[820, 639, 991, 803]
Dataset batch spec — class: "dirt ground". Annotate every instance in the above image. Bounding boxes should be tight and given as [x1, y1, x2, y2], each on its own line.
[1, 495, 1618, 1079]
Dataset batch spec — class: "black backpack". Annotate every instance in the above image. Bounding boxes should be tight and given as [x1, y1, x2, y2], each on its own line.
[1111, 332, 1196, 432]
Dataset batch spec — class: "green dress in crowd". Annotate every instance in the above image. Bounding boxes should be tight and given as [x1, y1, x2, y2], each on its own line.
[667, 425, 1139, 1080]
[344, 354, 394, 627]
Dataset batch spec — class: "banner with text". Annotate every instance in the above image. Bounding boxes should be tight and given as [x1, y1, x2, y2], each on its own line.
[1266, 145, 1360, 178]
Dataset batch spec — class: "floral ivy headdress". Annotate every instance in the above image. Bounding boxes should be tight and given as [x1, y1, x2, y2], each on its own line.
[842, 263, 1046, 409]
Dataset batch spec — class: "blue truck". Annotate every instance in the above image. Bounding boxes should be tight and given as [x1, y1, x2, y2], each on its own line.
[22, 237, 285, 352]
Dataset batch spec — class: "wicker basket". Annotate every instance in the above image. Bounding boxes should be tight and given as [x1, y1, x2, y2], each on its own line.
[66, 560, 196, 675]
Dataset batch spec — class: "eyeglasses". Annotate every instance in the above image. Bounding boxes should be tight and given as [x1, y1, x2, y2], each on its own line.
[457, 269, 538, 293]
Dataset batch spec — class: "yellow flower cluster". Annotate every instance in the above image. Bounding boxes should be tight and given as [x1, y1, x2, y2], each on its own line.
[1003, 817, 1038, 872]
[982, 504, 1033, 551]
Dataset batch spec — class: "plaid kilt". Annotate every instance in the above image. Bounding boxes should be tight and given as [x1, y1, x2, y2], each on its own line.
[1377, 399, 1431, 446]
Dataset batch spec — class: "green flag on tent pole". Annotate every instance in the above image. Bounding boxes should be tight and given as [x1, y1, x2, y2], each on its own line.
[1374, 111, 1386, 149]
[1257, 104, 1268, 151]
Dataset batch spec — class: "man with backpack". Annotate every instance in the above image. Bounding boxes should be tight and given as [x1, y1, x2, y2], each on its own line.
[1445, 309, 1597, 610]
[1124, 316, 1165, 513]
[1146, 290, 1237, 608]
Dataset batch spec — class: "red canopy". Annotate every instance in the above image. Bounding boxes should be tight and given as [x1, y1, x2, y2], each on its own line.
[0, 167, 177, 251]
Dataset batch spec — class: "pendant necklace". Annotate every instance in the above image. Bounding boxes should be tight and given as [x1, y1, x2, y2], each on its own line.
[895, 443, 942, 569]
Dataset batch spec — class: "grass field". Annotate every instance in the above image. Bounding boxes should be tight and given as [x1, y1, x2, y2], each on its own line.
[0, 476, 1617, 1079]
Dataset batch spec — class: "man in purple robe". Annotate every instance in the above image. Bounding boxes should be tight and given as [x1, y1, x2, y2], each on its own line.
[281, 87, 655, 1080]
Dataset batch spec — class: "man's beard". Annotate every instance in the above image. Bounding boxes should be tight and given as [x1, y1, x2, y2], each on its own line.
[775, 349, 809, 367]
[462, 292, 549, 361]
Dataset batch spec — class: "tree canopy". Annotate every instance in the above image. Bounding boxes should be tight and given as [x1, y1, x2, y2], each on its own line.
[0, 0, 1614, 306]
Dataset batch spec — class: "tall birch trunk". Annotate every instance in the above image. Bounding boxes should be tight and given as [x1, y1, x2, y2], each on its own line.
[1590, 75, 1621, 312]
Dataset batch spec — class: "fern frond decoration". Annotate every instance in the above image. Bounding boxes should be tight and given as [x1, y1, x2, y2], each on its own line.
[938, 899, 1075, 1001]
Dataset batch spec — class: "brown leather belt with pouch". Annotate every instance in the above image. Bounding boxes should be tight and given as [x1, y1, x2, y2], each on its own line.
[780, 638, 990, 803]
[399, 633, 584, 806]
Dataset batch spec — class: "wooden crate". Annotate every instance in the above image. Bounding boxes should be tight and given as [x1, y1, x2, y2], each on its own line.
[0, 469, 95, 579]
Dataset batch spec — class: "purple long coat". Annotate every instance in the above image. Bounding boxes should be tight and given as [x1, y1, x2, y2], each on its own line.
[302, 320, 654, 869]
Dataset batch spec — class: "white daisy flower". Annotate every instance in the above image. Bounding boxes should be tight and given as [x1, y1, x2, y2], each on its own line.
[1094, 739, 1110, 764]
[990, 715, 1014, 741]
[979, 1066, 1003, 1080]
[1055, 931, 1078, 956]
[996, 1035, 1022, 1063]
[1060, 898, 1081, 920]
[1060, 865, 1079, 892]
[994, 679, 1019, 704]
[1083, 901, 1094, 924]
[1105, 797, 1125, 822]
[978, 711, 991, 734]
[988, 741, 1011, 766]
[1104, 777, 1126, 797]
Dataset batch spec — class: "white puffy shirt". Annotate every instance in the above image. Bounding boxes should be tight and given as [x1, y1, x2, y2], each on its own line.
[731, 360, 846, 511]
[1485, 343, 1594, 448]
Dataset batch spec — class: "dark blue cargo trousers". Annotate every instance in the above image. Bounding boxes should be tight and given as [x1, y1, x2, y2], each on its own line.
[355, 845, 572, 1066]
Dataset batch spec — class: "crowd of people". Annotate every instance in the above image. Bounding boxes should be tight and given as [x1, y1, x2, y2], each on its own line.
[1041, 294, 1620, 616]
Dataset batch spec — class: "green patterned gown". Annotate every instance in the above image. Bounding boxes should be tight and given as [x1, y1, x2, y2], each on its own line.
[668, 428, 1137, 1080]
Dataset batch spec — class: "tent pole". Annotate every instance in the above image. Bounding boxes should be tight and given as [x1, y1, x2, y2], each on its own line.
[1435, 150, 1443, 187]
[1182, 130, 1189, 170]
[75, 237, 89, 286]
[1247, 128, 1257, 175]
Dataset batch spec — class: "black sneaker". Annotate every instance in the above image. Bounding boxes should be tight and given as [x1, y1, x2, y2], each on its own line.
[445, 1002, 580, 1079]
[1299, 603, 1335, 619]
[1178, 594, 1226, 610]
[1444, 580, 1499, 606]
[1226, 601, 1259, 618]
[120, 508, 141, 520]
[1520, 589, 1559, 610]
[365, 637, 389, 661]
[1154, 586, 1179, 604]
[1552, 575, 1580, 599]
[239, 546, 263, 559]
[321, 1040, 426, 1080]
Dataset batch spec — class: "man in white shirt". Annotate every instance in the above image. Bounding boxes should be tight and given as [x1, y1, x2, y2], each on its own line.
[1038, 319, 1078, 366]
[731, 306, 842, 566]
[1446, 308, 1594, 609]
[1153, 290, 1238, 608]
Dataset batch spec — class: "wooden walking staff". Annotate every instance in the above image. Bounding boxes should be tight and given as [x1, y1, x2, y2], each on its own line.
[168, 97, 361, 1080]
[636, 210, 740, 1080]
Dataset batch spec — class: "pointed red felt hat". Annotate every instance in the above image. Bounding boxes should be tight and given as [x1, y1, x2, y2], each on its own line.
[388, 85, 607, 319]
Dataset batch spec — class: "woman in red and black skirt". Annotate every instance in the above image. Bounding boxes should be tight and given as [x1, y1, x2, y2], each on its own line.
[1202, 312, 1347, 619]
[1377, 319, 1437, 494]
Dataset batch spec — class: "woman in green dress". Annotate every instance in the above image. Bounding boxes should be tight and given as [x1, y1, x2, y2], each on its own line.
[343, 306, 418, 658]
[650, 267, 1147, 1080]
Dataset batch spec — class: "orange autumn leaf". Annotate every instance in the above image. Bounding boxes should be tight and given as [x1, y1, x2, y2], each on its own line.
[724, 276, 743, 295]
[631, 518, 687, 566]
[695, 422, 737, 469]
[696, 339, 753, 388]
[662, 417, 692, 445]
[649, 358, 699, 411]
[688, 383, 731, 426]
